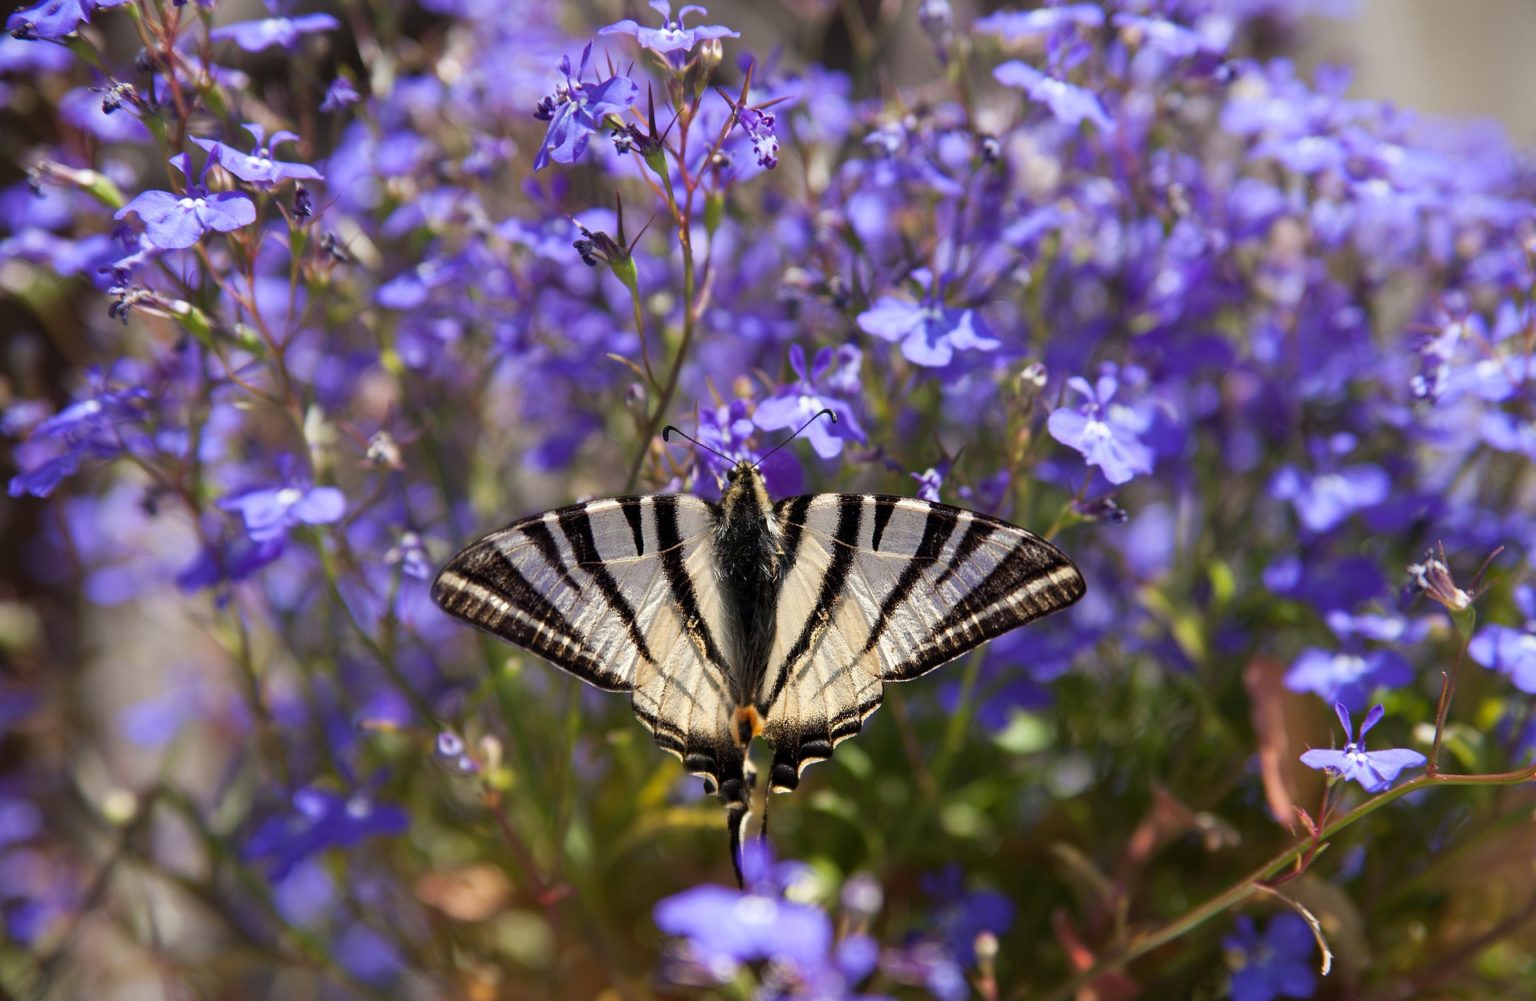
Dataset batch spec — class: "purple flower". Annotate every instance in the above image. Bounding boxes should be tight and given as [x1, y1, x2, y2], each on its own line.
[1270, 463, 1390, 533]
[1225, 914, 1317, 1001]
[6, 376, 149, 498]
[533, 43, 640, 171]
[972, 5, 1103, 42]
[1047, 374, 1155, 486]
[1300, 703, 1427, 793]
[655, 883, 831, 971]
[994, 61, 1113, 132]
[1469, 590, 1536, 692]
[218, 463, 346, 543]
[5, 0, 127, 41]
[693, 397, 803, 497]
[320, 76, 359, 112]
[856, 295, 999, 367]
[753, 345, 866, 459]
[1111, 13, 1220, 61]
[1284, 647, 1412, 707]
[921, 867, 1014, 965]
[192, 122, 323, 187]
[655, 845, 832, 976]
[737, 106, 779, 169]
[210, 12, 340, 52]
[114, 152, 257, 251]
[243, 787, 408, 881]
[599, 1, 738, 56]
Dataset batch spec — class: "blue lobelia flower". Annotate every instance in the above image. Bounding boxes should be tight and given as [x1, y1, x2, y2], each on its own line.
[319, 76, 359, 112]
[192, 122, 324, 188]
[753, 345, 866, 459]
[242, 787, 408, 881]
[1468, 585, 1536, 693]
[1283, 647, 1412, 708]
[1225, 914, 1317, 1001]
[532, 43, 640, 171]
[993, 61, 1113, 132]
[1047, 373, 1155, 486]
[736, 106, 779, 169]
[6, 374, 150, 498]
[1269, 461, 1390, 534]
[114, 152, 257, 251]
[217, 459, 346, 543]
[654, 843, 831, 974]
[210, 9, 340, 52]
[972, 5, 1104, 43]
[920, 866, 1015, 966]
[856, 294, 1000, 368]
[5, 0, 127, 41]
[599, 0, 738, 58]
[1300, 703, 1427, 794]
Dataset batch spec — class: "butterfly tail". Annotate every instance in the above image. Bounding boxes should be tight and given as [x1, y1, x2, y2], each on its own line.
[724, 755, 758, 889]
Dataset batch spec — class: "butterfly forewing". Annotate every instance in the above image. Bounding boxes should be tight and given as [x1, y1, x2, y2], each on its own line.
[431, 495, 746, 791]
[759, 494, 1085, 789]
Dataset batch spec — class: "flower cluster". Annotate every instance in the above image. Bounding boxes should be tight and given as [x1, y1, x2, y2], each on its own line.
[2, 0, 1535, 997]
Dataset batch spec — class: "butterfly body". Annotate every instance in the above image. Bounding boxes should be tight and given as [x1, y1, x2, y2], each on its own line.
[432, 459, 1085, 873]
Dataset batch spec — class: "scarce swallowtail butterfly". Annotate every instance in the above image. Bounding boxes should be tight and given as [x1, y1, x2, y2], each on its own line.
[431, 411, 1085, 882]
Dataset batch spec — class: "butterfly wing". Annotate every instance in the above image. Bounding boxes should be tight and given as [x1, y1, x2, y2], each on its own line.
[432, 495, 747, 797]
[758, 494, 1086, 791]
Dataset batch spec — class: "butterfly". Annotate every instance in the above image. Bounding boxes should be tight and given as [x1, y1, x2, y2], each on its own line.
[431, 411, 1085, 881]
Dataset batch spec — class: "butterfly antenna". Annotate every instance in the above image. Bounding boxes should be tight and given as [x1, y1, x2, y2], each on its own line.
[754, 408, 838, 468]
[661, 424, 736, 466]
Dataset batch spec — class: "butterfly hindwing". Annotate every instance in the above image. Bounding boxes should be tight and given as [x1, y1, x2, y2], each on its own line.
[760, 494, 1086, 790]
[431, 495, 746, 795]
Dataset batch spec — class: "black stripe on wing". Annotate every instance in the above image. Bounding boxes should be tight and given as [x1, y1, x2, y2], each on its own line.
[653, 495, 732, 675]
[889, 525, 1085, 680]
[431, 539, 626, 690]
[761, 494, 863, 711]
[556, 506, 655, 664]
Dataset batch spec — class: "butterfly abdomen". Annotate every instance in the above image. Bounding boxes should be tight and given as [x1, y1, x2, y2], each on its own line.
[714, 463, 785, 705]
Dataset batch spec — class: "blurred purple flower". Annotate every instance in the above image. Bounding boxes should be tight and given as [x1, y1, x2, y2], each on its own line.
[320, 76, 359, 112]
[656, 883, 830, 969]
[1300, 702, 1426, 793]
[1225, 914, 1317, 1001]
[7, 376, 148, 498]
[753, 345, 866, 459]
[243, 787, 408, 881]
[533, 43, 639, 171]
[973, 5, 1103, 42]
[5, 0, 127, 40]
[1111, 12, 1220, 61]
[1047, 374, 1154, 486]
[114, 152, 256, 251]
[1270, 463, 1390, 534]
[192, 122, 324, 187]
[218, 461, 346, 543]
[0, 797, 41, 850]
[1284, 647, 1412, 707]
[599, 1, 738, 56]
[1469, 624, 1536, 692]
[994, 61, 1113, 132]
[921, 866, 1014, 965]
[1469, 589, 1536, 692]
[338, 922, 404, 984]
[210, 11, 340, 52]
[856, 295, 999, 368]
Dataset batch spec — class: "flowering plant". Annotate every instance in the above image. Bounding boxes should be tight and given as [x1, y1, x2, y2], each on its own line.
[3, 0, 1536, 998]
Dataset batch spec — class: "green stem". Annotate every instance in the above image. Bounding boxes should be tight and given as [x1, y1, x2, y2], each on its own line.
[1024, 763, 1536, 1001]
